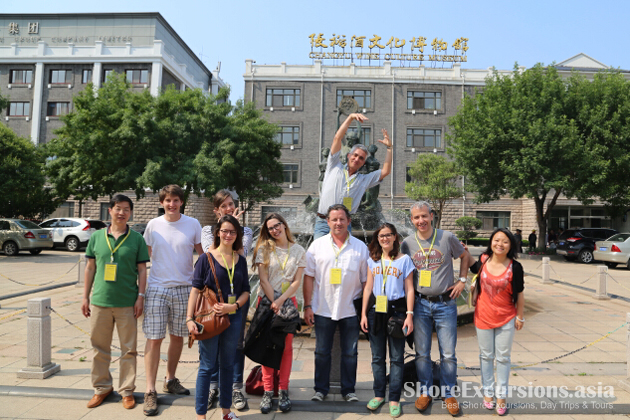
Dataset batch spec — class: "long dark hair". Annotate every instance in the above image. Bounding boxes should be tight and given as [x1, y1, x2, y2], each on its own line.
[251, 213, 295, 270]
[368, 223, 400, 261]
[484, 228, 518, 260]
[213, 215, 243, 251]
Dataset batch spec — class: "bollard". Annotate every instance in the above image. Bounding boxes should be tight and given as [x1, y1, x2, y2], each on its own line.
[541, 257, 552, 284]
[594, 265, 610, 300]
[620, 313, 630, 392]
[75, 255, 85, 288]
[17, 297, 61, 379]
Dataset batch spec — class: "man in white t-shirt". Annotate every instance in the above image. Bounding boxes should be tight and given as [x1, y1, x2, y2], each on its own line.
[142, 185, 203, 416]
[303, 204, 368, 403]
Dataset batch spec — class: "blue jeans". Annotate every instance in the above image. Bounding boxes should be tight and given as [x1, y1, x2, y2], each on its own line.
[476, 318, 515, 399]
[367, 308, 406, 402]
[209, 304, 247, 390]
[313, 217, 352, 240]
[195, 309, 243, 414]
[314, 314, 360, 396]
[413, 297, 458, 398]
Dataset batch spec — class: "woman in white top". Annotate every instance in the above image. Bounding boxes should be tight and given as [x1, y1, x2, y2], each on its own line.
[201, 190, 253, 256]
[252, 213, 306, 414]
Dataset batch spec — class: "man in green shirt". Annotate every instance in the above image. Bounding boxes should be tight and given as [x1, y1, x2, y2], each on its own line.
[82, 194, 150, 410]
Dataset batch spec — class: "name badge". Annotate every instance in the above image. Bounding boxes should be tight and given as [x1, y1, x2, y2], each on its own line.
[104, 263, 117, 282]
[228, 294, 237, 314]
[342, 197, 353, 212]
[281, 281, 291, 294]
[375, 295, 388, 313]
[330, 268, 342, 284]
[419, 270, 432, 288]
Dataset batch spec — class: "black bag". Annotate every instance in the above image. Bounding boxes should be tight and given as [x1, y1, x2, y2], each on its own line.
[387, 315, 406, 339]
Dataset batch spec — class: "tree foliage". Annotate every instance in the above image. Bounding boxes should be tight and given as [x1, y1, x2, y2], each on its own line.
[0, 93, 8, 113]
[0, 124, 58, 218]
[455, 216, 482, 243]
[405, 153, 463, 228]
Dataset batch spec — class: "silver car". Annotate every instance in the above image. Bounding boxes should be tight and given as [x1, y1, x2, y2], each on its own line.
[593, 233, 630, 268]
[0, 219, 54, 256]
[38, 218, 107, 252]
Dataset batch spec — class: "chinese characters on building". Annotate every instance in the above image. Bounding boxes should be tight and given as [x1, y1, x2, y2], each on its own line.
[3, 22, 131, 45]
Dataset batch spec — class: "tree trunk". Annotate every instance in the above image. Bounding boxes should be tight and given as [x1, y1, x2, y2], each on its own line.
[78, 199, 83, 218]
[534, 195, 547, 250]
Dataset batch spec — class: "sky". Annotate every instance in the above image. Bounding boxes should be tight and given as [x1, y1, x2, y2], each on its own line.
[4, 1, 630, 100]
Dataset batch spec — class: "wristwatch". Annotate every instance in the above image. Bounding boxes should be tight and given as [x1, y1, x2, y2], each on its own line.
[458, 277, 467, 283]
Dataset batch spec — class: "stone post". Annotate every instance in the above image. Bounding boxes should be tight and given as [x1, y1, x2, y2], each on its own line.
[75, 255, 85, 288]
[17, 297, 61, 379]
[594, 266, 610, 300]
[541, 257, 552, 284]
[620, 313, 630, 392]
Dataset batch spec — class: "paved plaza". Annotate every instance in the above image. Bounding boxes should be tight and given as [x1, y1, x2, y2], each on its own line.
[0, 248, 629, 418]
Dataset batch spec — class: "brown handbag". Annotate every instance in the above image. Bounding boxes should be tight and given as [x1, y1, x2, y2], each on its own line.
[187, 252, 231, 348]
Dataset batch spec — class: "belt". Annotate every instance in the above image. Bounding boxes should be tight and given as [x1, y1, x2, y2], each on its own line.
[415, 291, 451, 303]
[316, 213, 327, 219]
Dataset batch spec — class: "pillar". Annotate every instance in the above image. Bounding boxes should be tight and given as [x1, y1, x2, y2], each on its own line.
[541, 257, 551, 284]
[594, 265, 610, 300]
[30, 60, 45, 145]
[17, 297, 61, 379]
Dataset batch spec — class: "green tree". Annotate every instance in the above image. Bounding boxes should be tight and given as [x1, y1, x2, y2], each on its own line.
[455, 216, 482, 244]
[0, 124, 58, 218]
[405, 153, 463, 228]
[0, 93, 8, 114]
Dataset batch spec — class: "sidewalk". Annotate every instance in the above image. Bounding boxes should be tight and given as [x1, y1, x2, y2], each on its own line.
[0, 256, 629, 418]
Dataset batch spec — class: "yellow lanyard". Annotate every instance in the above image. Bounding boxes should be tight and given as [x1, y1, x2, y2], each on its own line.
[343, 168, 357, 195]
[104, 228, 131, 263]
[380, 256, 394, 295]
[274, 243, 291, 274]
[415, 229, 437, 269]
[220, 251, 236, 294]
[331, 235, 349, 267]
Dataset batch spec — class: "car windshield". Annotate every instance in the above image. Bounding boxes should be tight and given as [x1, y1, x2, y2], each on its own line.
[606, 233, 630, 242]
[15, 220, 42, 229]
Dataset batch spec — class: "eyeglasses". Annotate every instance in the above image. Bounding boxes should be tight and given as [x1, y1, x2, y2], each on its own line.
[219, 229, 237, 236]
[268, 222, 284, 232]
[378, 233, 395, 240]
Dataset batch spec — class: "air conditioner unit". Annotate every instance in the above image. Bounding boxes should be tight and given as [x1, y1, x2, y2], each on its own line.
[143, 84, 148, 89]
[290, 145, 294, 150]
[411, 109, 416, 115]
[28, 84, 32, 89]
[7, 84, 11, 89]
[47, 84, 52, 88]
[411, 148, 416, 153]
[45, 117, 50, 122]
[362, 108, 366, 113]
[289, 184, 293, 189]
[25, 117, 29, 121]
[270, 107, 274, 112]
[68, 84, 72, 89]
[291, 107, 295, 112]
[5, 117, 8, 121]
[434, 110, 437, 115]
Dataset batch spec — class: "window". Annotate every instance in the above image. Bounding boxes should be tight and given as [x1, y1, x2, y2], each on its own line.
[476, 211, 511, 230]
[337, 89, 371, 109]
[98, 204, 132, 222]
[407, 91, 442, 110]
[50, 70, 71, 84]
[275, 126, 300, 145]
[100, 203, 111, 221]
[50, 202, 75, 218]
[8, 102, 30, 117]
[126, 69, 149, 84]
[10, 69, 33, 84]
[82, 69, 92, 84]
[282, 164, 299, 184]
[47, 102, 70, 116]
[406, 166, 412, 183]
[406, 128, 441, 148]
[0, 221, 10, 231]
[347, 127, 371, 146]
[266, 89, 301, 107]
[261, 206, 297, 221]
[103, 70, 114, 82]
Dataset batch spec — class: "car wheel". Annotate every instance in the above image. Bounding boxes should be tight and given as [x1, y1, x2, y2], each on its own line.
[578, 249, 594, 264]
[29, 249, 43, 255]
[65, 237, 80, 252]
[604, 262, 618, 268]
[3, 241, 19, 256]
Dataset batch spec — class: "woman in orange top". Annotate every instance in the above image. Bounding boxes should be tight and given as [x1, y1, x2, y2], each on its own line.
[470, 228, 524, 416]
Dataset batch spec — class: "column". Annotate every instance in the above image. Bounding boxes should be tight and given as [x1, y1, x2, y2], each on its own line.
[30, 61, 45, 146]
[150, 61, 163, 97]
[92, 62, 102, 91]
[17, 297, 61, 379]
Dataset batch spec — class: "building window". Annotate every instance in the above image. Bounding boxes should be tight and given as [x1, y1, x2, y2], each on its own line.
[406, 128, 441, 148]
[406, 166, 412, 183]
[47, 102, 70, 116]
[261, 206, 297, 221]
[82, 69, 92, 84]
[407, 91, 442, 110]
[476, 211, 511, 230]
[282, 164, 299, 184]
[347, 127, 371, 146]
[126, 69, 149, 84]
[50, 70, 71, 84]
[8, 102, 30, 117]
[266, 89, 301, 107]
[10, 69, 33, 84]
[337, 89, 371, 109]
[50, 201, 75, 218]
[275, 126, 300, 145]
[103, 70, 114, 82]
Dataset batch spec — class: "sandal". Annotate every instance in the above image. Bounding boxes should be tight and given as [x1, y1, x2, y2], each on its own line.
[483, 397, 494, 410]
[389, 403, 402, 418]
[496, 400, 507, 416]
[367, 398, 385, 411]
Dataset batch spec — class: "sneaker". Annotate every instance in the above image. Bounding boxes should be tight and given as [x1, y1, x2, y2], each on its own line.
[162, 377, 190, 395]
[260, 390, 274, 414]
[278, 390, 291, 413]
[208, 389, 219, 408]
[344, 393, 359, 402]
[223, 411, 240, 420]
[311, 391, 325, 402]
[143, 390, 158, 416]
[233, 389, 248, 410]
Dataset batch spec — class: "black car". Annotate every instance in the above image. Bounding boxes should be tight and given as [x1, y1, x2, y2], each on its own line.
[556, 228, 618, 264]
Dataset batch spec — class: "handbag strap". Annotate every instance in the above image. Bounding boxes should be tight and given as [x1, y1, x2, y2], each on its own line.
[206, 252, 225, 303]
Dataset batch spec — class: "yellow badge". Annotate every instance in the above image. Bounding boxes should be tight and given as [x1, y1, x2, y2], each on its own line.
[281, 282, 291, 294]
[375, 295, 388, 313]
[228, 295, 237, 314]
[419, 270, 432, 288]
[330, 268, 342, 284]
[104, 263, 117, 282]
[342, 197, 353, 211]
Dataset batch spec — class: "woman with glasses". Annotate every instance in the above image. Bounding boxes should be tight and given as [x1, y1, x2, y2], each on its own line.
[360, 223, 415, 418]
[187, 215, 250, 420]
[251, 213, 306, 413]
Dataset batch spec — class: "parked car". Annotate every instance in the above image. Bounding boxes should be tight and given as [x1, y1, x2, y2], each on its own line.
[556, 228, 618, 264]
[130, 223, 147, 236]
[593, 233, 630, 268]
[0, 219, 54, 256]
[38, 218, 107, 252]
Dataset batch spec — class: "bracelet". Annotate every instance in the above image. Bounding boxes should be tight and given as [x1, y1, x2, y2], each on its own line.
[304, 305, 312, 309]
[387, 146, 392, 150]
[406, 311, 414, 315]
[516, 317, 525, 322]
[235, 302, 240, 310]
[186, 318, 194, 323]
[138, 293, 145, 297]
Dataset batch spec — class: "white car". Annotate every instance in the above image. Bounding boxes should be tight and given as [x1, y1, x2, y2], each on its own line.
[39, 218, 107, 252]
[593, 233, 630, 269]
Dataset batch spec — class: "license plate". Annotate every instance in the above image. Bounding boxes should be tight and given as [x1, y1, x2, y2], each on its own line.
[39, 234, 47, 239]
[599, 247, 607, 251]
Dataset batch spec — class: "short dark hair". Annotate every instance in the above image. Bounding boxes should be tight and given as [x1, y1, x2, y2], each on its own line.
[213, 215, 243, 251]
[368, 223, 400, 261]
[159, 184, 185, 202]
[484, 228, 518, 260]
[326, 204, 351, 219]
[109, 194, 133, 211]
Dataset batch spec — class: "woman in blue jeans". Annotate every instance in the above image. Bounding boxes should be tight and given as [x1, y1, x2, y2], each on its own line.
[186, 215, 250, 420]
[360, 223, 415, 417]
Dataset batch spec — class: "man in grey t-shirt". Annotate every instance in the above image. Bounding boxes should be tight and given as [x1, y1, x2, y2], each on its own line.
[400, 201, 471, 416]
